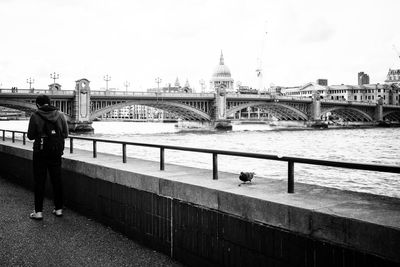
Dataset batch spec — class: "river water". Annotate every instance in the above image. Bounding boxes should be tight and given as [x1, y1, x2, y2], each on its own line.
[1, 120, 399, 198]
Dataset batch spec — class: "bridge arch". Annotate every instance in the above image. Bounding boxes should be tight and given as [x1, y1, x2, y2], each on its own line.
[0, 99, 37, 114]
[90, 100, 211, 121]
[227, 102, 308, 120]
[383, 110, 400, 121]
[0, 99, 72, 121]
[322, 107, 373, 122]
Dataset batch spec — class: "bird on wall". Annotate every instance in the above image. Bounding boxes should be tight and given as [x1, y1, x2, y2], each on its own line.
[238, 172, 255, 186]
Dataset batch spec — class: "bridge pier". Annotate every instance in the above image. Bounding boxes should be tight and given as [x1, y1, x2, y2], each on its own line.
[212, 85, 232, 130]
[375, 98, 384, 126]
[68, 121, 94, 133]
[69, 78, 94, 133]
[212, 119, 232, 130]
[308, 93, 327, 128]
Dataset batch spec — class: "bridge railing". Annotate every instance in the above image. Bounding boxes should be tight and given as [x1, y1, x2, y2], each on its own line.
[384, 104, 400, 108]
[0, 89, 75, 95]
[320, 99, 377, 106]
[1, 129, 399, 194]
[225, 94, 316, 103]
[90, 91, 215, 98]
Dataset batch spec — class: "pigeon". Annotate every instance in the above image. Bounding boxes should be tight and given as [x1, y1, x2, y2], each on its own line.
[238, 172, 255, 186]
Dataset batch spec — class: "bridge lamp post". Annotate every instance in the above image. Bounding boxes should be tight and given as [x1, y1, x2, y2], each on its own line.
[155, 77, 162, 102]
[26, 77, 35, 89]
[199, 79, 205, 93]
[155, 77, 162, 92]
[50, 72, 60, 85]
[123, 81, 130, 92]
[104, 75, 111, 91]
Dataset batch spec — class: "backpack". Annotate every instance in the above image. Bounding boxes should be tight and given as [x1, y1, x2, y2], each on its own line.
[37, 112, 65, 157]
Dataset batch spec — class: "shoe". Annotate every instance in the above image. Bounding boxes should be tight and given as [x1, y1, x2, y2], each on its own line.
[52, 209, 63, 217]
[29, 211, 43, 220]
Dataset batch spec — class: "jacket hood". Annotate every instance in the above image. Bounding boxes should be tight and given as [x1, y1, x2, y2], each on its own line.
[36, 105, 60, 123]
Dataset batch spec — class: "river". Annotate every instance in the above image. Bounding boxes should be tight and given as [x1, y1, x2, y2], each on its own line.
[1, 120, 399, 198]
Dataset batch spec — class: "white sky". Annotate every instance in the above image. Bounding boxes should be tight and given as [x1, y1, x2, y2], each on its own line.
[1, 0, 399, 91]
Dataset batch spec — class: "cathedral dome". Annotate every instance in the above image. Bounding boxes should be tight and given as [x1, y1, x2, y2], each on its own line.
[212, 52, 232, 78]
[210, 51, 234, 91]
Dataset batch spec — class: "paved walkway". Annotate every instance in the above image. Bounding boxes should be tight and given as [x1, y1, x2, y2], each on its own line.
[0, 177, 183, 267]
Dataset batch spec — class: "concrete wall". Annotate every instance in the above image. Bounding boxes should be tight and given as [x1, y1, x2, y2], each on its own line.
[0, 141, 399, 267]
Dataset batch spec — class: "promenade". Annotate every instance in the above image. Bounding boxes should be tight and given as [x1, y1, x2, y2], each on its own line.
[0, 176, 183, 267]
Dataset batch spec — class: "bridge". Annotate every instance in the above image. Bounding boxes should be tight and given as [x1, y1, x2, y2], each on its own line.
[1, 78, 400, 132]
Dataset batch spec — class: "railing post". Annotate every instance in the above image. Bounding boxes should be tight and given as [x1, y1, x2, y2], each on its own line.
[93, 140, 97, 158]
[122, 143, 127, 163]
[70, 138, 73, 154]
[213, 153, 218, 180]
[12, 132, 15, 143]
[288, 161, 294, 193]
[160, 147, 165, 170]
[23, 133, 26, 145]
[2, 130, 5, 141]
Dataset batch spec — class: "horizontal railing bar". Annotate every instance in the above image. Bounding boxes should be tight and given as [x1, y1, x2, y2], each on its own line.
[1, 129, 400, 174]
[281, 156, 400, 173]
[0, 129, 27, 134]
[66, 135, 400, 174]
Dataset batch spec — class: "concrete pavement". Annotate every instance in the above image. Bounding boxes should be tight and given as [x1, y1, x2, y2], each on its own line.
[0, 177, 183, 267]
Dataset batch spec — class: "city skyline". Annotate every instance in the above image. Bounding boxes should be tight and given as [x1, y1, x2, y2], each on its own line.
[1, 0, 400, 91]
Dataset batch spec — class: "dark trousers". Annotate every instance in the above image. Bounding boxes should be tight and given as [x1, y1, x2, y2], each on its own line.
[33, 151, 63, 212]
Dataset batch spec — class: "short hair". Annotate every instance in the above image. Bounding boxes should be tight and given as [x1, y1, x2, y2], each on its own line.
[35, 94, 51, 106]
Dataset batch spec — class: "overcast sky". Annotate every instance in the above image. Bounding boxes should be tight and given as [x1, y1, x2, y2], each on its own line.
[1, 0, 399, 91]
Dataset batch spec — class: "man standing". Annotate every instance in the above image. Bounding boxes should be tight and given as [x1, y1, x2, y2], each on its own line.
[27, 94, 69, 220]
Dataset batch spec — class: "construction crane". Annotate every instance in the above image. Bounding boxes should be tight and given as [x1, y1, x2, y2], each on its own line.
[256, 21, 268, 93]
[393, 44, 400, 61]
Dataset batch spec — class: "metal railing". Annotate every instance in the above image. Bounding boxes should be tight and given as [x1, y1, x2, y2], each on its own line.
[90, 91, 215, 98]
[0, 89, 75, 95]
[1, 129, 400, 193]
[1, 129, 27, 145]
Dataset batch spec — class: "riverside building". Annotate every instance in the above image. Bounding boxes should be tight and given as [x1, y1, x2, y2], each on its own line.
[277, 80, 400, 106]
[385, 68, 400, 84]
[358, 72, 370, 85]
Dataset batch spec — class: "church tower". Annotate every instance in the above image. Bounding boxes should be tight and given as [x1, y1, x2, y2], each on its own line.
[175, 77, 181, 88]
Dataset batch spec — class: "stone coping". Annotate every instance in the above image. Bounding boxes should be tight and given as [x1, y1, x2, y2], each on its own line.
[1, 140, 399, 262]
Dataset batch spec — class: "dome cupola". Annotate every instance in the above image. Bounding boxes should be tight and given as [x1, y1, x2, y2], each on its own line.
[212, 51, 232, 78]
[210, 51, 234, 91]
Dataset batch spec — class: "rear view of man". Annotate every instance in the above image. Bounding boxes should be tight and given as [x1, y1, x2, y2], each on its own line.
[27, 94, 69, 220]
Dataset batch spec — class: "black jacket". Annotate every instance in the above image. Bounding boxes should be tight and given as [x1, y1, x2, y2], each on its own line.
[27, 105, 69, 151]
